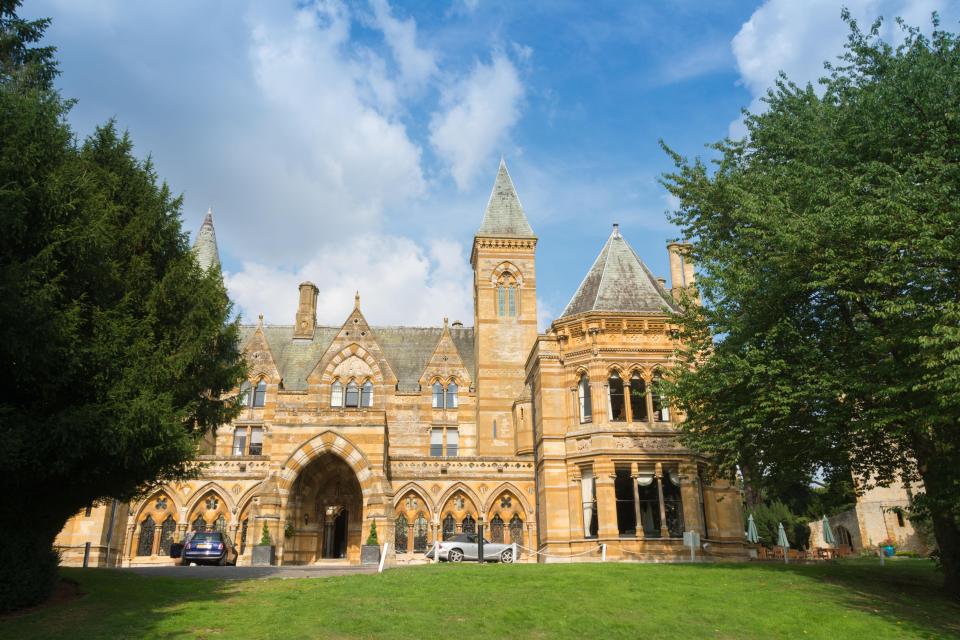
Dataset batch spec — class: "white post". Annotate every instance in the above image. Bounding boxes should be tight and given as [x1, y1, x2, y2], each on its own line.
[378, 542, 389, 573]
[878, 547, 885, 567]
[601, 543, 607, 562]
[511, 542, 517, 563]
[783, 545, 788, 564]
[432, 541, 439, 564]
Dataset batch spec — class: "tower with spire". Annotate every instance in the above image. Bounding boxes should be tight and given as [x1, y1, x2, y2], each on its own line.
[192, 207, 221, 271]
[471, 159, 538, 455]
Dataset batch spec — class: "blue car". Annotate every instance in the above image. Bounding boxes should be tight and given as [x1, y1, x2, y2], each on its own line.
[181, 531, 238, 566]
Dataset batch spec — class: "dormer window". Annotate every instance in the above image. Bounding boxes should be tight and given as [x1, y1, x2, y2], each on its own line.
[361, 380, 373, 408]
[432, 382, 444, 408]
[252, 379, 267, 408]
[331, 380, 343, 407]
[446, 382, 458, 409]
[345, 381, 359, 408]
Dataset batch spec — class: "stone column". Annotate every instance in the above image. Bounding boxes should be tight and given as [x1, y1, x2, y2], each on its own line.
[679, 462, 702, 537]
[595, 460, 619, 539]
[655, 463, 669, 538]
[631, 462, 644, 540]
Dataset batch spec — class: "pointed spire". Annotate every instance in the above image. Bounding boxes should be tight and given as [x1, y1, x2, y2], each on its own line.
[560, 224, 676, 318]
[354, 291, 360, 310]
[476, 159, 535, 238]
[192, 207, 221, 271]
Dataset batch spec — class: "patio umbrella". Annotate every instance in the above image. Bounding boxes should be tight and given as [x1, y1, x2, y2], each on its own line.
[822, 515, 836, 547]
[777, 522, 790, 564]
[746, 514, 759, 544]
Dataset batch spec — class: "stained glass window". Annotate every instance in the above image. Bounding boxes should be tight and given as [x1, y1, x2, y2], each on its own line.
[490, 514, 505, 543]
[395, 514, 409, 552]
[205, 497, 219, 511]
[192, 515, 206, 532]
[156, 497, 167, 510]
[462, 514, 476, 535]
[137, 516, 156, 556]
[509, 514, 524, 546]
[442, 514, 456, 540]
[159, 515, 176, 555]
[413, 513, 428, 552]
[215, 515, 226, 533]
[500, 495, 512, 509]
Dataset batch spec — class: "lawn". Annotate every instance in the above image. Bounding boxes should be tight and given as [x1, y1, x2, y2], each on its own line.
[3, 559, 958, 639]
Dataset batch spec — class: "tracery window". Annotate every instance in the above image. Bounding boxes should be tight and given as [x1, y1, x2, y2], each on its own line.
[395, 513, 409, 552]
[442, 514, 456, 540]
[652, 372, 670, 422]
[137, 516, 156, 556]
[496, 271, 519, 317]
[252, 379, 267, 407]
[215, 514, 226, 533]
[432, 382, 444, 408]
[413, 513, 428, 552]
[156, 497, 167, 510]
[461, 514, 476, 535]
[509, 514, 524, 546]
[405, 496, 418, 511]
[192, 515, 206, 532]
[490, 514, 505, 543]
[331, 380, 343, 407]
[361, 380, 373, 407]
[608, 371, 626, 421]
[629, 373, 648, 422]
[345, 381, 359, 408]
[578, 374, 592, 423]
[159, 515, 176, 556]
[205, 497, 219, 511]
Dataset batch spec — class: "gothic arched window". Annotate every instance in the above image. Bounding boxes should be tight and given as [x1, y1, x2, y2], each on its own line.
[652, 372, 670, 422]
[159, 515, 176, 556]
[490, 514, 505, 543]
[413, 513, 428, 552]
[192, 515, 206, 532]
[345, 380, 359, 407]
[432, 381, 444, 408]
[630, 373, 648, 422]
[239, 380, 252, 407]
[496, 271, 519, 317]
[215, 514, 226, 533]
[462, 514, 476, 535]
[509, 513, 524, 545]
[446, 382, 458, 409]
[331, 380, 343, 407]
[137, 516, 156, 556]
[252, 379, 267, 407]
[442, 514, 456, 540]
[578, 374, 592, 423]
[395, 513, 409, 552]
[361, 380, 373, 407]
[608, 371, 626, 421]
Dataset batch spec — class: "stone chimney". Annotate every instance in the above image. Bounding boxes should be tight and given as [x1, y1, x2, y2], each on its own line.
[294, 281, 319, 339]
[667, 242, 696, 302]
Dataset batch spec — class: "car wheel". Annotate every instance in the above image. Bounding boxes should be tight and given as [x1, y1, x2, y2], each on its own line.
[500, 548, 514, 564]
[448, 548, 464, 563]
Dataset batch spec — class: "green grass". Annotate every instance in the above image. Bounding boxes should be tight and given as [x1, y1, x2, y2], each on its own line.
[3, 559, 958, 639]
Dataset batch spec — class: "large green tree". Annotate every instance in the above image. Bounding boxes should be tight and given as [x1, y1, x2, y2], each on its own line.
[0, 1, 244, 611]
[661, 13, 960, 596]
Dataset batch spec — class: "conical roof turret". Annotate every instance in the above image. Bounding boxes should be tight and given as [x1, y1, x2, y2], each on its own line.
[476, 159, 535, 238]
[192, 208, 220, 271]
[560, 224, 675, 318]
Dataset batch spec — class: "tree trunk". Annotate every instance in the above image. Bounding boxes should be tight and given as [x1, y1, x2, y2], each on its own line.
[914, 444, 960, 599]
[0, 515, 63, 612]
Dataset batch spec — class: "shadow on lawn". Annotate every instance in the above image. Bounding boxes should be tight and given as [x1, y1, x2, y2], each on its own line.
[716, 559, 960, 638]
[1, 568, 242, 639]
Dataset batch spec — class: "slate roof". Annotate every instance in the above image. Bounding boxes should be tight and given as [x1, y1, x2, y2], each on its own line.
[192, 209, 220, 271]
[476, 159, 536, 238]
[238, 324, 475, 393]
[560, 224, 676, 318]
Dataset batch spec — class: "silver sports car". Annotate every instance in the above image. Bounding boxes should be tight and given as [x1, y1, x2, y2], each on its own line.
[426, 533, 517, 563]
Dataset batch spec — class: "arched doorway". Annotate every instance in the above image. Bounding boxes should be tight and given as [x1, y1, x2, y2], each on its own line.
[286, 453, 363, 564]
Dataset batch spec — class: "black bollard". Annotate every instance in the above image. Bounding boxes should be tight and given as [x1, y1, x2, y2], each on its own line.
[478, 523, 484, 564]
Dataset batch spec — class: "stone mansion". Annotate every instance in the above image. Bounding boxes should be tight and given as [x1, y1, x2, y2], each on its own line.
[56, 161, 749, 566]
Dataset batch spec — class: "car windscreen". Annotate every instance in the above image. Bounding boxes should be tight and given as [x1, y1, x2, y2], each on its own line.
[191, 532, 222, 541]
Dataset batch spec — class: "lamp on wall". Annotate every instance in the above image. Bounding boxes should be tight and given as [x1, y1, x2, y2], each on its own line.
[303, 513, 309, 525]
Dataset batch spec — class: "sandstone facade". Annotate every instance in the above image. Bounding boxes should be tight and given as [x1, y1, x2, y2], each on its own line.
[56, 161, 749, 566]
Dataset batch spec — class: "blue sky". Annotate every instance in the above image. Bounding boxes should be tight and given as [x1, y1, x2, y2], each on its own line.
[26, 0, 957, 329]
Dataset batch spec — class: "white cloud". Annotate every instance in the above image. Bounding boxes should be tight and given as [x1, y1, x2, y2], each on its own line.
[225, 234, 473, 327]
[430, 53, 524, 190]
[729, 0, 955, 137]
[369, 0, 438, 93]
